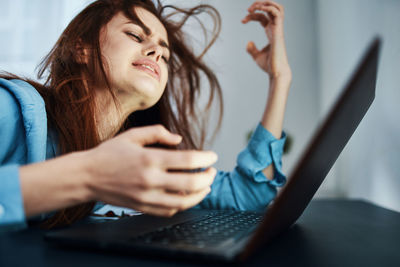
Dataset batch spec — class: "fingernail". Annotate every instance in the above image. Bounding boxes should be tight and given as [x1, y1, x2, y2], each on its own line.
[174, 134, 182, 142]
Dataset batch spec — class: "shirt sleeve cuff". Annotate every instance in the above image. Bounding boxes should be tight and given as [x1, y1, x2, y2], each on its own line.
[237, 123, 287, 187]
[0, 165, 27, 233]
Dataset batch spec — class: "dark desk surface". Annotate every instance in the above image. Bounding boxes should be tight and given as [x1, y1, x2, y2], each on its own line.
[1, 199, 400, 267]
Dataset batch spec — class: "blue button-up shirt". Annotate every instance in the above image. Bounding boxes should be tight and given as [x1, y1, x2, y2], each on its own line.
[0, 78, 286, 233]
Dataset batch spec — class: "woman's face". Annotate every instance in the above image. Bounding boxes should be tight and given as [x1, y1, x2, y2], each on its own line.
[99, 7, 170, 109]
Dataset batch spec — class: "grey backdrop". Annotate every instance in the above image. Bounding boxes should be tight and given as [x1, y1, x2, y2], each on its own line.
[1, 0, 399, 211]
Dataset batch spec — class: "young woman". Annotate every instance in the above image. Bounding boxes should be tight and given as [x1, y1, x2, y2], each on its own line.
[0, 0, 291, 232]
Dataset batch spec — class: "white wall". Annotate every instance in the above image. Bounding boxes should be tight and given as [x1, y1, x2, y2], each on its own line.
[5, 0, 398, 211]
[0, 0, 322, 196]
[189, 0, 320, 182]
[316, 0, 400, 211]
[198, 0, 400, 211]
[0, 0, 92, 78]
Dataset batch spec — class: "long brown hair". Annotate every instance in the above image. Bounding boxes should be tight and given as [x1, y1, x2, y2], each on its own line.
[0, 0, 222, 228]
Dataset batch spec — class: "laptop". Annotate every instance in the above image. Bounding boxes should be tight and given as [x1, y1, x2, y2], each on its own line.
[45, 37, 381, 262]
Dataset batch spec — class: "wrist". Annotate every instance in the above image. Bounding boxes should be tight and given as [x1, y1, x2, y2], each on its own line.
[269, 75, 292, 93]
[269, 71, 292, 84]
[19, 152, 95, 217]
[70, 150, 96, 202]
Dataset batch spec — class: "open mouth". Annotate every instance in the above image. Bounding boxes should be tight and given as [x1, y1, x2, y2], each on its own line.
[132, 60, 160, 81]
[138, 64, 156, 73]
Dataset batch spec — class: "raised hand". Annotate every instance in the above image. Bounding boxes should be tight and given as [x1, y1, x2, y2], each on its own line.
[242, 1, 292, 80]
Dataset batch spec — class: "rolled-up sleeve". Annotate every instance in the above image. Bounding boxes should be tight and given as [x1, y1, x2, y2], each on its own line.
[0, 164, 27, 233]
[238, 123, 286, 186]
[197, 123, 286, 211]
[0, 80, 31, 233]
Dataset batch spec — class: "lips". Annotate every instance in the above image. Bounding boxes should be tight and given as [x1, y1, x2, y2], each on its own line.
[132, 59, 161, 81]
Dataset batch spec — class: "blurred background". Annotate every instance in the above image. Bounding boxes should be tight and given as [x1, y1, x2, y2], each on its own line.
[1, 0, 399, 211]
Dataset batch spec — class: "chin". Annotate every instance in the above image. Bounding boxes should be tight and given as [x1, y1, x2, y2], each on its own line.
[134, 94, 162, 110]
[132, 76, 162, 93]
[131, 86, 164, 110]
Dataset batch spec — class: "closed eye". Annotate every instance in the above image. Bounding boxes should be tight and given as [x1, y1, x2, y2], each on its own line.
[125, 32, 142, 42]
[126, 31, 169, 63]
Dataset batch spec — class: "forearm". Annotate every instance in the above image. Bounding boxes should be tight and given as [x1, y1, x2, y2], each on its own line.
[261, 77, 291, 138]
[19, 152, 93, 218]
[261, 76, 291, 179]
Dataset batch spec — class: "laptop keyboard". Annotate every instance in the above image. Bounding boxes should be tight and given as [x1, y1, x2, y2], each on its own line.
[130, 210, 263, 248]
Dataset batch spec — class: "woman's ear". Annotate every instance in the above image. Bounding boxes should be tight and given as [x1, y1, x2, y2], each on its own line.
[75, 41, 89, 64]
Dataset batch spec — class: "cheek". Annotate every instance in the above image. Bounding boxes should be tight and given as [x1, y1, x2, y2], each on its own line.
[101, 38, 134, 72]
[104, 44, 126, 68]
[161, 66, 169, 88]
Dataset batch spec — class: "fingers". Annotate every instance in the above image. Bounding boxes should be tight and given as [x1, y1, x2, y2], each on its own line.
[248, 1, 284, 13]
[246, 41, 260, 60]
[114, 125, 218, 171]
[150, 148, 218, 170]
[250, 5, 281, 22]
[131, 186, 211, 214]
[146, 167, 217, 193]
[102, 168, 215, 217]
[242, 12, 269, 27]
[128, 202, 179, 217]
[243, 1, 284, 26]
[119, 124, 182, 146]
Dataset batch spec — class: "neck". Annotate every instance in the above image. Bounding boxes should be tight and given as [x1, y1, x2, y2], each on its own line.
[94, 89, 141, 141]
[94, 94, 120, 141]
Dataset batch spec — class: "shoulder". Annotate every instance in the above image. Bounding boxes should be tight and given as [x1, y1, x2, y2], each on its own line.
[0, 78, 48, 163]
[0, 78, 45, 120]
[0, 78, 46, 133]
[0, 78, 44, 108]
[0, 81, 21, 123]
[0, 81, 26, 162]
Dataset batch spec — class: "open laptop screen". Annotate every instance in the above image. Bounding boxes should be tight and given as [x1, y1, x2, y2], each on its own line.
[243, 37, 381, 258]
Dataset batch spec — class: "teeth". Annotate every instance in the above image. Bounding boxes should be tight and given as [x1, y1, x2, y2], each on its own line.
[140, 64, 155, 72]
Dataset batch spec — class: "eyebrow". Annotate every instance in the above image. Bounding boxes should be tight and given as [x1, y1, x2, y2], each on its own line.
[124, 21, 170, 51]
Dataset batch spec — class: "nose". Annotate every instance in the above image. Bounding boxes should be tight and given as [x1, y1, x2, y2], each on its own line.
[143, 42, 163, 62]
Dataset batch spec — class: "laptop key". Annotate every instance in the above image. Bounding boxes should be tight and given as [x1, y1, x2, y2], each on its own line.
[129, 211, 263, 247]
